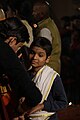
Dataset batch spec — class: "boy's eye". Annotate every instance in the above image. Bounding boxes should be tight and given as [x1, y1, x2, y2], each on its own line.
[39, 53, 44, 57]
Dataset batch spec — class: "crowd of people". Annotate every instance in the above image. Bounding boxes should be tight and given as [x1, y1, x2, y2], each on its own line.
[1, 0, 80, 120]
[60, 15, 80, 104]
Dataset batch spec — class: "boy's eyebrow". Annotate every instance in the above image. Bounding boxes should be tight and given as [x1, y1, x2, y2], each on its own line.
[31, 50, 45, 54]
[39, 51, 45, 54]
[37, 51, 46, 55]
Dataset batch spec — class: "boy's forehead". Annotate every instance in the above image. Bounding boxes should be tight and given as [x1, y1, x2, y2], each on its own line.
[31, 46, 46, 52]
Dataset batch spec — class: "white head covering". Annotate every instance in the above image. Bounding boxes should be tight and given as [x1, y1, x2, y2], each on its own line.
[0, 9, 5, 20]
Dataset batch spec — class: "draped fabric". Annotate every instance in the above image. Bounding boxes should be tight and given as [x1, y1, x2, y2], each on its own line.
[30, 65, 58, 120]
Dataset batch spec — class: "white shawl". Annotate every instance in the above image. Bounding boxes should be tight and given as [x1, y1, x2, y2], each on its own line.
[29, 65, 58, 120]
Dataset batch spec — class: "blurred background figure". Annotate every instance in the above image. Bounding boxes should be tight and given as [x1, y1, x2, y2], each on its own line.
[0, 17, 30, 70]
[32, 0, 61, 74]
[2, 0, 34, 47]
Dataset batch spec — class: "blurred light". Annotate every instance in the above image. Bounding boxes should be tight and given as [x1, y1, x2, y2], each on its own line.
[69, 102, 72, 106]
[77, 7, 80, 11]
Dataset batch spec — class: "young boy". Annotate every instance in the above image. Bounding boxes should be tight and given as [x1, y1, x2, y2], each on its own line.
[27, 37, 68, 120]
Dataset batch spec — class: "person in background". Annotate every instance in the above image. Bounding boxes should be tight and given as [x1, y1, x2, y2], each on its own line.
[32, 1, 61, 74]
[0, 17, 30, 69]
[25, 37, 67, 120]
[4, 0, 34, 47]
[16, 0, 34, 47]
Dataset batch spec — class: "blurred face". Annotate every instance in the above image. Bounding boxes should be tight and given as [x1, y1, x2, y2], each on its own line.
[29, 46, 50, 71]
[6, 7, 16, 18]
[32, 4, 43, 22]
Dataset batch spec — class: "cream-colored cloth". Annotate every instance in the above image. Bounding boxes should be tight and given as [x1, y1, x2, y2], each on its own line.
[0, 9, 5, 20]
[21, 20, 33, 47]
[29, 111, 54, 120]
[29, 65, 58, 120]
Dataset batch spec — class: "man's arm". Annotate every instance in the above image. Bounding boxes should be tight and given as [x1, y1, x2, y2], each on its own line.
[0, 40, 42, 107]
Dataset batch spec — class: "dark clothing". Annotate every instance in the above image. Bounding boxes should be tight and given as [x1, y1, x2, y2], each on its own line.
[0, 39, 42, 107]
[28, 69, 68, 120]
[43, 75, 68, 120]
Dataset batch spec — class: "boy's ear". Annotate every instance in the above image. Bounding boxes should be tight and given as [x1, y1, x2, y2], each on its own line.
[46, 56, 51, 63]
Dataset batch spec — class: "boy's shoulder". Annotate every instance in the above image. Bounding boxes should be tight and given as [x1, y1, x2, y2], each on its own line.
[44, 65, 59, 75]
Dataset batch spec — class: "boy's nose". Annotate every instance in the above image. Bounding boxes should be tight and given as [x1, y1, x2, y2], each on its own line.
[33, 54, 38, 59]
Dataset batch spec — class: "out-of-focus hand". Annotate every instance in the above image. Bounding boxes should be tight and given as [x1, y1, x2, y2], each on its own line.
[25, 103, 44, 116]
[13, 115, 25, 120]
[5, 37, 23, 53]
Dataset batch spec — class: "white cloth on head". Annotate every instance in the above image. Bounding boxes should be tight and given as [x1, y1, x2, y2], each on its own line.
[39, 28, 52, 44]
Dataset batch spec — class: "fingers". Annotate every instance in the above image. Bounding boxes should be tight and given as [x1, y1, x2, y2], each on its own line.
[5, 37, 24, 54]
[5, 37, 17, 44]
[14, 42, 23, 53]
[18, 53, 22, 59]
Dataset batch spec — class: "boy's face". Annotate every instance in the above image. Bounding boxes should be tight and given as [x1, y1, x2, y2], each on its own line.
[29, 46, 50, 69]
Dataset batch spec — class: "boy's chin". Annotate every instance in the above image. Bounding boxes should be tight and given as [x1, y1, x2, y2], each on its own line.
[31, 63, 37, 67]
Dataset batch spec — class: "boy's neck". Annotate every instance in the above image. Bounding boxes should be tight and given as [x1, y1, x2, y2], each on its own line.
[32, 66, 43, 75]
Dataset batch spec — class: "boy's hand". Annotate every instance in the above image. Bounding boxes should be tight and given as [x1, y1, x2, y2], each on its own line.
[25, 103, 44, 116]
